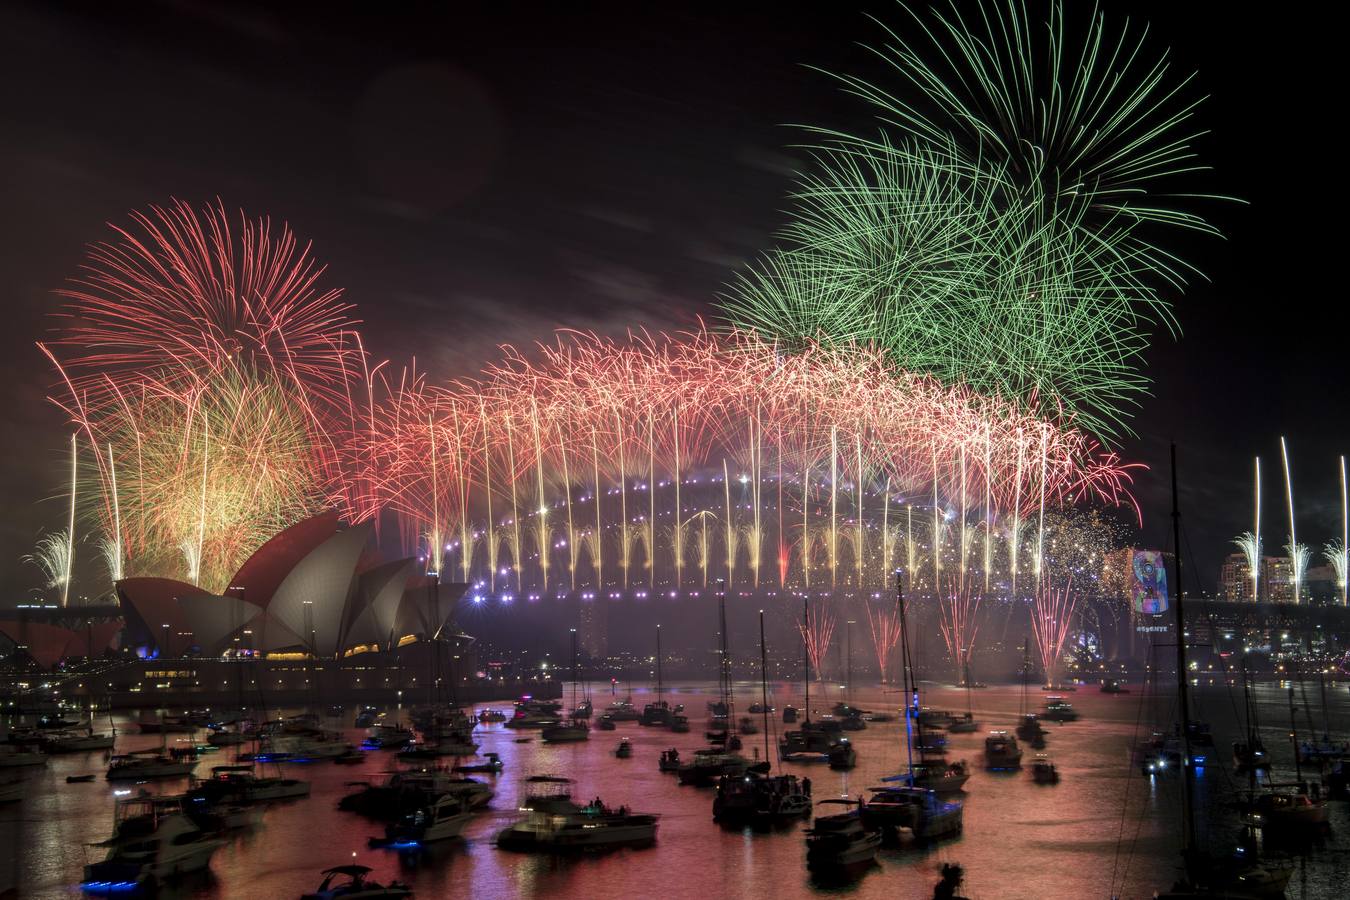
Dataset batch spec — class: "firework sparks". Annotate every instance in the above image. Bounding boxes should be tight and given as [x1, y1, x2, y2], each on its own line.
[865, 596, 903, 684]
[24, 529, 73, 595]
[719, 1, 1224, 438]
[938, 579, 982, 682]
[39, 203, 1143, 598]
[1031, 581, 1080, 689]
[799, 602, 836, 683]
[1233, 532, 1262, 601]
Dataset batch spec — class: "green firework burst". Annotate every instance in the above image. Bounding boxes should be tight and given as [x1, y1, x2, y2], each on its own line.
[720, 0, 1228, 438]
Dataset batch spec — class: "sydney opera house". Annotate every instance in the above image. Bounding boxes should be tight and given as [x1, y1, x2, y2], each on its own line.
[1, 514, 549, 706]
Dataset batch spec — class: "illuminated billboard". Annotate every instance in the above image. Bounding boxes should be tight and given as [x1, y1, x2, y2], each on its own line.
[1132, 550, 1169, 616]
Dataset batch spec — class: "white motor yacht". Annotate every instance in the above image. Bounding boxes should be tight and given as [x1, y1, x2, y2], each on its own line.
[373, 792, 475, 847]
[82, 796, 224, 890]
[496, 777, 658, 851]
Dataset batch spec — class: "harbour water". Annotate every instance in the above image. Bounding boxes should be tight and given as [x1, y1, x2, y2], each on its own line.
[3, 679, 1347, 899]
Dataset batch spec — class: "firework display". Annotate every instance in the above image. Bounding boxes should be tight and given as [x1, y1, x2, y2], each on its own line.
[347, 327, 1139, 597]
[38, 200, 362, 594]
[36, 201, 1140, 604]
[938, 579, 982, 682]
[1031, 582, 1080, 688]
[719, 0, 1222, 438]
[34, 3, 1228, 690]
[798, 602, 836, 682]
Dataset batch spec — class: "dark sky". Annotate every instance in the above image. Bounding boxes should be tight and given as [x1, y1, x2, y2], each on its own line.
[0, 1, 1343, 597]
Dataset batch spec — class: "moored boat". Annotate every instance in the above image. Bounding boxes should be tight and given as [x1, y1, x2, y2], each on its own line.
[43, 728, 115, 753]
[372, 791, 476, 848]
[677, 748, 749, 786]
[1030, 754, 1060, 784]
[300, 865, 411, 900]
[81, 796, 225, 891]
[188, 763, 310, 803]
[106, 751, 196, 781]
[496, 777, 658, 851]
[658, 748, 682, 772]
[712, 768, 811, 824]
[804, 800, 880, 868]
[861, 784, 963, 840]
[983, 731, 1022, 770]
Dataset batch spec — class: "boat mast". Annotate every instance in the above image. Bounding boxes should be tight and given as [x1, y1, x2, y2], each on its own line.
[656, 625, 664, 708]
[1318, 670, 1332, 742]
[759, 609, 771, 766]
[802, 595, 810, 723]
[895, 569, 915, 779]
[1019, 638, 1030, 718]
[1288, 682, 1303, 786]
[845, 619, 853, 704]
[717, 580, 734, 729]
[1169, 443, 1197, 875]
[570, 628, 579, 715]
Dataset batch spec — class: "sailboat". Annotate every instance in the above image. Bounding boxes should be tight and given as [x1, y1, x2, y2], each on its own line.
[1232, 659, 1268, 771]
[1014, 639, 1046, 749]
[707, 581, 741, 751]
[1294, 673, 1346, 764]
[948, 660, 980, 733]
[680, 582, 749, 785]
[863, 571, 964, 840]
[779, 596, 854, 768]
[1154, 444, 1293, 899]
[541, 630, 589, 744]
[1239, 682, 1329, 831]
[712, 610, 812, 825]
[641, 625, 673, 726]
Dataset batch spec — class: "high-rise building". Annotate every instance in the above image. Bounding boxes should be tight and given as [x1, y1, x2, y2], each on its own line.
[1216, 553, 1305, 603]
[1219, 553, 1255, 601]
[579, 598, 607, 661]
[1264, 556, 1295, 603]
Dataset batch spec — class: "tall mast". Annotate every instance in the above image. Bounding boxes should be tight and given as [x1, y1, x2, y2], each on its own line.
[570, 628, 579, 712]
[1169, 443, 1197, 873]
[723, 589, 733, 724]
[845, 619, 854, 702]
[802, 595, 810, 722]
[895, 569, 916, 779]
[759, 609, 771, 766]
[655, 625, 664, 706]
[1288, 683, 1303, 786]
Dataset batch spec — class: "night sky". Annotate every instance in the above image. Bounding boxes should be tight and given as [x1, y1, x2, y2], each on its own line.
[1, 1, 1343, 598]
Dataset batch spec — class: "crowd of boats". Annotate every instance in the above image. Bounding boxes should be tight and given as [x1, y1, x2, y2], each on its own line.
[4, 664, 1348, 898]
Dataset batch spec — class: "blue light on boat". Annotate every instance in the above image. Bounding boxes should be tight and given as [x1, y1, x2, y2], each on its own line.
[80, 880, 139, 894]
